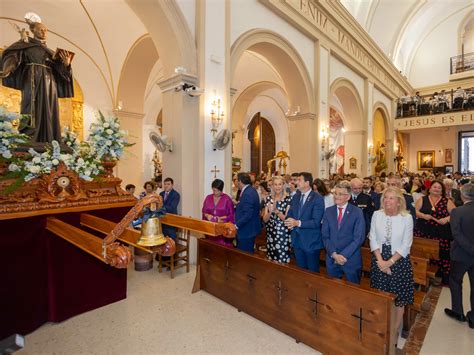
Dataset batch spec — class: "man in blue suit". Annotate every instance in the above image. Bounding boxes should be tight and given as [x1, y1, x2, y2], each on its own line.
[160, 177, 180, 240]
[235, 172, 261, 253]
[322, 180, 365, 284]
[285, 172, 325, 272]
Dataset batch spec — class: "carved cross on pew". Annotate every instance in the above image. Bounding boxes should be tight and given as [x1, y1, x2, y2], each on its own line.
[224, 259, 232, 280]
[308, 291, 325, 319]
[275, 280, 288, 306]
[211, 165, 220, 178]
[351, 307, 370, 340]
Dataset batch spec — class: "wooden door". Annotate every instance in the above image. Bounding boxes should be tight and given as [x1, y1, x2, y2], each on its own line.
[248, 113, 276, 174]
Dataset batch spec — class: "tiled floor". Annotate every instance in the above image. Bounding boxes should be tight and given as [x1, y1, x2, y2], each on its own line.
[19, 265, 316, 354]
[17, 266, 473, 354]
[420, 274, 473, 355]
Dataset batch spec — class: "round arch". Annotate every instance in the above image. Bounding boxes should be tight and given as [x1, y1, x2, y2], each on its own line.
[330, 78, 364, 130]
[117, 35, 159, 113]
[232, 82, 290, 173]
[372, 101, 393, 141]
[125, 0, 197, 78]
[231, 29, 314, 113]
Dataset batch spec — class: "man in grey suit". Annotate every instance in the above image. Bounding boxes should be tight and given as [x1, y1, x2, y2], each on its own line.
[445, 183, 474, 328]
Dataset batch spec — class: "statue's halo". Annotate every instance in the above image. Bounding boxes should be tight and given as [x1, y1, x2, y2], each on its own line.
[24, 12, 42, 25]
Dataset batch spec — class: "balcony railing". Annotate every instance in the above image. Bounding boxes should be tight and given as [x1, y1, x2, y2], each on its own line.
[450, 52, 474, 74]
[395, 87, 474, 118]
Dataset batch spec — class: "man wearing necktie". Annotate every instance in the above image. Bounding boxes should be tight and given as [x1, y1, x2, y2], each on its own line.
[285, 172, 325, 272]
[159, 177, 180, 240]
[322, 181, 365, 284]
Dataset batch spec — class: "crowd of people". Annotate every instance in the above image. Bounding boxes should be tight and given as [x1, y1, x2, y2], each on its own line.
[396, 86, 474, 118]
[126, 168, 474, 335]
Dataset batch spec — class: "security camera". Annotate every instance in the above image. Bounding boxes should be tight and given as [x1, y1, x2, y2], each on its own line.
[175, 83, 204, 97]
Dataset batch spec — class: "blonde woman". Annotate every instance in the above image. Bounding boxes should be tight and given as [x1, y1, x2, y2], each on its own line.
[262, 176, 292, 263]
[369, 187, 414, 339]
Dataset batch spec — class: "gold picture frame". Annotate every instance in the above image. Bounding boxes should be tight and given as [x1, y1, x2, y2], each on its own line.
[445, 148, 453, 163]
[418, 151, 435, 170]
[349, 157, 357, 170]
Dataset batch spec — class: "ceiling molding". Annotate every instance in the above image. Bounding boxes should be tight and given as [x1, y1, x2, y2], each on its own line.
[80, 0, 115, 104]
[0, 16, 114, 106]
[365, 0, 379, 32]
[391, 0, 427, 62]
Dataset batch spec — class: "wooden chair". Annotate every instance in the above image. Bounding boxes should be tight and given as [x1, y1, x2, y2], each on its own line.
[158, 229, 190, 278]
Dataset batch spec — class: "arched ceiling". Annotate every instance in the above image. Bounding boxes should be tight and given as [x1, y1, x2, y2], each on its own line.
[341, 0, 473, 85]
[1, 0, 148, 108]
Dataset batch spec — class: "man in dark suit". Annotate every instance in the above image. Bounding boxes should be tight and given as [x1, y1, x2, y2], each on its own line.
[322, 181, 365, 284]
[285, 172, 325, 272]
[444, 178, 463, 207]
[160, 177, 180, 240]
[445, 183, 474, 328]
[363, 176, 379, 202]
[349, 178, 374, 235]
[235, 172, 261, 253]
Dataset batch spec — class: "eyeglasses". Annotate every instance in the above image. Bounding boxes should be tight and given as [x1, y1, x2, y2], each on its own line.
[334, 193, 349, 197]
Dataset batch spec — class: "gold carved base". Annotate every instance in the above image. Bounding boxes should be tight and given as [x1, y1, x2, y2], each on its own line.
[0, 163, 135, 216]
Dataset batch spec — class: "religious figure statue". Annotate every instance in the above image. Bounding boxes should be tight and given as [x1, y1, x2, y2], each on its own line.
[0, 13, 74, 143]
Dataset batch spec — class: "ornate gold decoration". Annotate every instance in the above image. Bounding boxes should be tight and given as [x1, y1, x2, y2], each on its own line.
[137, 216, 167, 247]
[267, 150, 290, 176]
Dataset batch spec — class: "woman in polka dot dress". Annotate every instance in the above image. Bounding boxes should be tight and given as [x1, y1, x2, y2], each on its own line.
[369, 187, 414, 339]
[414, 180, 456, 284]
[262, 176, 292, 263]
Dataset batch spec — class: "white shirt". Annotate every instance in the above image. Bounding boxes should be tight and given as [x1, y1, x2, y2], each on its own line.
[369, 210, 413, 258]
[324, 193, 335, 209]
[300, 189, 311, 205]
[335, 202, 348, 219]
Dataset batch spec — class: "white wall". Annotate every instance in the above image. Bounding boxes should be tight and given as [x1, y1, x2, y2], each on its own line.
[329, 56, 365, 103]
[409, 7, 473, 88]
[406, 127, 458, 172]
[231, 0, 315, 84]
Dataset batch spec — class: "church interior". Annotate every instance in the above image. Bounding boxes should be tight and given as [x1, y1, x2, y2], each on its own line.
[1, 0, 474, 354]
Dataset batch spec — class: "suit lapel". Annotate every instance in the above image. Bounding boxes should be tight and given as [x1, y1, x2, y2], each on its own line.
[338, 204, 351, 230]
[299, 191, 313, 217]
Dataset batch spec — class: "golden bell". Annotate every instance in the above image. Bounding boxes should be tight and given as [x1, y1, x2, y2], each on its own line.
[137, 216, 167, 247]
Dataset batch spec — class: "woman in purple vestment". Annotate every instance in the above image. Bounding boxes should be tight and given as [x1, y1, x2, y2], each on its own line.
[202, 179, 235, 246]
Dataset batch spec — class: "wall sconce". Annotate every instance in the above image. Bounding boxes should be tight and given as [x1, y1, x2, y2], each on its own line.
[320, 125, 330, 160]
[210, 98, 224, 137]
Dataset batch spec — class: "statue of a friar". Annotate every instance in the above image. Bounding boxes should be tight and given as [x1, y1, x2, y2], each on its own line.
[0, 13, 74, 143]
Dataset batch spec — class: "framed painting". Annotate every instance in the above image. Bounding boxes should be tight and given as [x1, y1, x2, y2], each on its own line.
[349, 157, 357, 170]
[445, 165, 454, 175]
[445, 148, 453, 163]
[418, 151, 435, 170]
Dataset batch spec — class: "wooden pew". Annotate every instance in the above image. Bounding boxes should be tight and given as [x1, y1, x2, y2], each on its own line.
[411, 237, 439, 281]
[195, 239, 397, 355]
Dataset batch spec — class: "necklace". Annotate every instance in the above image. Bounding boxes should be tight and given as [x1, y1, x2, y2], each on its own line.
[428, 195, 441, 212]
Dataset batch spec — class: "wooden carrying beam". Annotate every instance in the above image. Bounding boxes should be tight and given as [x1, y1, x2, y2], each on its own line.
[80, 213, 151, 253]
[81, 213, 231, 241]
[195, 239, 397, 355]
[46, 217, 106, 263]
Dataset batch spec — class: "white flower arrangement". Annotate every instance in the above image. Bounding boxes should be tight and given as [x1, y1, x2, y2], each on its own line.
[19, 140, 102, 182]
[61, 126, 80, 150]
[1, 109, 132, 193]
[88, 111, 132, 161]
[0, 107, 29, 160]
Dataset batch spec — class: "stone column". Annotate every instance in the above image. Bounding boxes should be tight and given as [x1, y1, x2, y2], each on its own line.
[317, 44, 330, 178]
[287, 113, 317, 175]
[157, 73, 200, 218]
